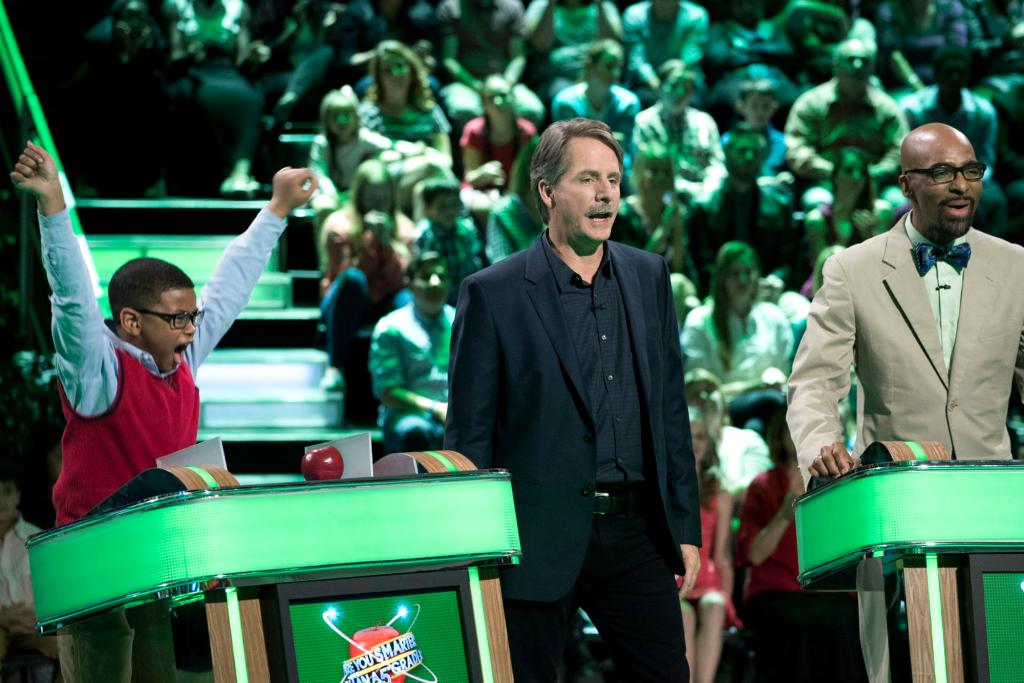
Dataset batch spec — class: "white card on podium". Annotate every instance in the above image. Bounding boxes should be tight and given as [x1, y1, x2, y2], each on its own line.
[156, 437, 227, 470]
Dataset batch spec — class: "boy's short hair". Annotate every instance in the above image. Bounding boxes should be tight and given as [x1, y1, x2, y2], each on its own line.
[739, 78, 777, 100]
[108, 257, 194, 320]
[407, 250, 448, 280]
[419, 177, 461, 208]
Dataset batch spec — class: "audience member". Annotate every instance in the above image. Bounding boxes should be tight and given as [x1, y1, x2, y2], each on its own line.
[682, 243, 793, 407]
[310, 86, 452, 222]
[704, 0, 796, 93]
[622, 0, 710, 104]
[689, 124, 798, 293]
[414, 178, 486, 304]
[162, 0, 266, 197]
[0, 461, 58, 665]
[552, 39, 641, 176]
[684, 369, 772, 499]
[722, 79, 788, 178]
[874, 0, 970, 87]
[900, 46, 1006, 234]
[784, 38, 909, 209]
[369, 252, 453, 454]
[437, 0, 545, 132]
[680, 407, 738, 683]
[633, 60, 725, 205]
[320, 159, 415, 374]
[359, 41, 454, 158]
[613, 145, 691, 277]
[459, 75, 538, 226]
[775, 0, 875, 84]
[737, 407, 867, 682]
[68, 0, 170, 197]
[524, 0, 623, 103]
[803, 146, 892, 259]
[485, 137, 545, 263]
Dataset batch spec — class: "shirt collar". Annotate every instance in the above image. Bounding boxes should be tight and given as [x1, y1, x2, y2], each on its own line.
[540, 230, 613, 291]
[103, 320, 181, 377]
[905, 212, 969, 248]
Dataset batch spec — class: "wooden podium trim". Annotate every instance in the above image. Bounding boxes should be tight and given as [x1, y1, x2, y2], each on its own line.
[403, 450, 478, 472]
[875, 441, 951, 462]
[166, 465, 239, 490]
[206, 591, 271, 683]
[478, 568, 514, 682]
[904, 564, 964, 683]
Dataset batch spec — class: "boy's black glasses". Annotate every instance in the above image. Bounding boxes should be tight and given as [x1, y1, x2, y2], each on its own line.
[137, 308, 204, 329]
[902, 163, 986, 184]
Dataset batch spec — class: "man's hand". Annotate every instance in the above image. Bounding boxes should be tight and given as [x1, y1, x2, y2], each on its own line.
[808, 441, 858, 478]
[267, 167, 317, 218]
[10, 141, 65, 216]
[677, 544, 701, 597]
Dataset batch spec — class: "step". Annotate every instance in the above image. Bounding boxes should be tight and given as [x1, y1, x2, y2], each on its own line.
[76, 198, 315, 234]
[195, 348, 331, 391]
[86, 234, 292, 314]
[196, 347, 342, 429]
[198, 388, 344, 430]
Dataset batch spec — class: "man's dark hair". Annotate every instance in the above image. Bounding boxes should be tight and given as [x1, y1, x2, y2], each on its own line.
[108, 257, 194, 320]
[530, 118, 623, 224]
[419, 177, 461, 208]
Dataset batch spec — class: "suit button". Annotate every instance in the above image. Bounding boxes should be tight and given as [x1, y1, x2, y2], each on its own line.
[580, 486, 592, 497]
[583, 433, 594, 444]
[949, 400, 959, 410]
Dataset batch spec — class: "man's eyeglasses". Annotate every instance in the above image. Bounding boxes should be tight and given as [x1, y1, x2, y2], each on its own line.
[137, 308, 204, 329]
[903, 163, 986, 184]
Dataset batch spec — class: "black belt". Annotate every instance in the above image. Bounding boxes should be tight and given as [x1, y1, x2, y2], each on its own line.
[593, 482, 644, 516]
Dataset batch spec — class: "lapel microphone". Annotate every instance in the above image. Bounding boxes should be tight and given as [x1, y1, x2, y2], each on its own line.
[936, 284, 952, 291]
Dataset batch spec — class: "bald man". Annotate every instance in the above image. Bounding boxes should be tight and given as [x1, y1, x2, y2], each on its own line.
[788, 122, 1024, 482]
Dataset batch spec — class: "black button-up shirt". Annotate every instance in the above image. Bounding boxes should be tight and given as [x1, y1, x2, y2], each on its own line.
[541, 234, 645, 482]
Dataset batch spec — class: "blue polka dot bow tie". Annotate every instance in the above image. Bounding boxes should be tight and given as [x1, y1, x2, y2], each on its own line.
[912, 241, 971, 276]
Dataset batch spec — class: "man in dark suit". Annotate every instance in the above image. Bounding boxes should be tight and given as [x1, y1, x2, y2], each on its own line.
[445, 117, 701, 680]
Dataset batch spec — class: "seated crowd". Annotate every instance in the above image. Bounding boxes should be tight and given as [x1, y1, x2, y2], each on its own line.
[22, 0, 1024, 679]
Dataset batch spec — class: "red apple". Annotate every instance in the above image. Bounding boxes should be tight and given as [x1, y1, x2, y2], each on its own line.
[350, 625, 404, 683]
[301, 446, 344, 480]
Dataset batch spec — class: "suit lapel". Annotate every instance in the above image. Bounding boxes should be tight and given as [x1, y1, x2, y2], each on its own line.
[948, 229, 996, 383]
[880, 218, 949, 388]
[609, 243, 653, 405]
[523, 239, 595, 426]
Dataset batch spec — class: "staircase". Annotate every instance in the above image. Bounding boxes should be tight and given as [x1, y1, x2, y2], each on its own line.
[76, 198, 381, 476]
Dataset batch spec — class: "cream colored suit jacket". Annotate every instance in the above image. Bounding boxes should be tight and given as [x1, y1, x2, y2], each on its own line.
[788, 215, 1024, 480]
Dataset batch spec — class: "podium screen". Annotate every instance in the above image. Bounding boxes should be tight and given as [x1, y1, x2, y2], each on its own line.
[276, 570, 482, 683]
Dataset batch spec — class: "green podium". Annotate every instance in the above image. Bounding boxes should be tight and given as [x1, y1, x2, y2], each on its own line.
[795, 458, 1024, 683]
[29, 460, 521, 682]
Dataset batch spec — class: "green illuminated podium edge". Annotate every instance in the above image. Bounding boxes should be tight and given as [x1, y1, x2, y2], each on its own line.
[795, 460, 1024, 683]
[29, 469, 521, 682]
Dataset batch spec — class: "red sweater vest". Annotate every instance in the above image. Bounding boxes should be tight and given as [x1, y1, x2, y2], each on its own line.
[54, 349, 200, 526]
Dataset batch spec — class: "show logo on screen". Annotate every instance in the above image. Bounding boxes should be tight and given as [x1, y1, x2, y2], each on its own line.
[322, 603, 439, 683]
